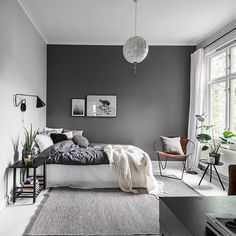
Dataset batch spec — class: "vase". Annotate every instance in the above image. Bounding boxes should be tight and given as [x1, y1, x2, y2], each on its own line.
[22, 150, 33, 164]
[209, 153, 221, 165]
[23, 157, 33, 166]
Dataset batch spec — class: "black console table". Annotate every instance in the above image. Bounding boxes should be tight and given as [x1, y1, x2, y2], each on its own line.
[160, 196, 236, 236]
[9, 158, 46, 203]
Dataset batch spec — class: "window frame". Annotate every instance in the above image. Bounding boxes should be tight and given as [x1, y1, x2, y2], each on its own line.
[206, 42, 236, 135]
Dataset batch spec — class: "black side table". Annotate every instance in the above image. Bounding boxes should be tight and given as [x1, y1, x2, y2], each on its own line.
[198, 159, 225, 190]
[9, 158, 46, 203]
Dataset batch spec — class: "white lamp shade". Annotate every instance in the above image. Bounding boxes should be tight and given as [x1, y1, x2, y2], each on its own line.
[123, 36, 149, 64]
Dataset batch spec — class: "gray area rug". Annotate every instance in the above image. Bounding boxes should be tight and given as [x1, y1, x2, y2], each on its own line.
[24, 176, 200, 236]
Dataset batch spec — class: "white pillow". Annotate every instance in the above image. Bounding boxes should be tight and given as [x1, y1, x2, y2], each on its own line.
[35, 134, 53, 152]
[44, 127, 63, 133]
[63, 131, 73, 139]
[63, 129, 83, 137]
[160, 136, 184, 155]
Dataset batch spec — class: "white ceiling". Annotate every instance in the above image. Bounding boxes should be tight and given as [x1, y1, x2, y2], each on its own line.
[19, 0, 236, 45]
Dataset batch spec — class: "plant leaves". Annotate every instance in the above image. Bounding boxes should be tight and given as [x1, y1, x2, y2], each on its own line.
[199, 125, 214, 131]
[219, 137, 228, 144]
[197, 133, 211, 143]
[223, 130, 236, 139]
[22, 124, 36, 151]
[202, 145, 209, 151]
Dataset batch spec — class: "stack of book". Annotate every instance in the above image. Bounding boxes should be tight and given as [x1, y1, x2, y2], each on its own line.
[21, 177, 40, 193]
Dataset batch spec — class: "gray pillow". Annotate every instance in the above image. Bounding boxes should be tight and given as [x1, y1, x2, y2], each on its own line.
[160, 136, 184, 155]
[73, 135, 89, 147]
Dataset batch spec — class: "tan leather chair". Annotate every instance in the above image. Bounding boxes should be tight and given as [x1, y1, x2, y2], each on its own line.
[153, 136, 195, 180]
[228, 165, 236, 195]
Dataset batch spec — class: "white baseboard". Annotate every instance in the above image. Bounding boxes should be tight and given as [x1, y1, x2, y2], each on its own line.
[0, 197, 8, 213]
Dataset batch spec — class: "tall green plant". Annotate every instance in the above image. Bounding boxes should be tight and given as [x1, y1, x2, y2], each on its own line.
[197, 125, 220, 153]
[22, 124, 37, 151]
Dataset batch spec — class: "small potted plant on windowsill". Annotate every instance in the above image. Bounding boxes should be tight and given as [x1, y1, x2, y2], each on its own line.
[220, 130, 236, 151]
[22, 124, 37, 165]
[196, 125, 236, 164]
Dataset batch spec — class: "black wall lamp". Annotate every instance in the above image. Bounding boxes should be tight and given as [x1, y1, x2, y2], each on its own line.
[14, 94, 46, 112]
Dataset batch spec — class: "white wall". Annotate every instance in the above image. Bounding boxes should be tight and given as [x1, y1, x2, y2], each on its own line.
[0, 0, 46, 211]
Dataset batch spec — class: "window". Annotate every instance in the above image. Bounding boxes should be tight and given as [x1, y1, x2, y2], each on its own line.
[207, 43, 236, 136]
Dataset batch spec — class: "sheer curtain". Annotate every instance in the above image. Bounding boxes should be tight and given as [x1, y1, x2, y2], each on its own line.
[187, 48, 207, 171]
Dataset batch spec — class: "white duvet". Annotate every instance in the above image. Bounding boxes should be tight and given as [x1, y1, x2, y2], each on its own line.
[104, 144, 160, 197]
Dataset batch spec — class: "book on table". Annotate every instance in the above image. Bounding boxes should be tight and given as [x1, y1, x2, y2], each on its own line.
[21, 177, 40, 192]
[21, 186, 40, 193]
[24, 176, 39, 185]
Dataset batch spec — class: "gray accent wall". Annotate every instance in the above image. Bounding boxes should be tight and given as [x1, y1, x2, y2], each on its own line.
[47, 45, 195, 159]
[0, 0, 46, 211]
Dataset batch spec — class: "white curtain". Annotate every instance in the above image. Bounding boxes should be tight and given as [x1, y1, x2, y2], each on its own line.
[187, 48, 207, 171]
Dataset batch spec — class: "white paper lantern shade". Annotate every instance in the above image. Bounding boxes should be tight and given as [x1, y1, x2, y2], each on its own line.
[123, 36, 149, 73]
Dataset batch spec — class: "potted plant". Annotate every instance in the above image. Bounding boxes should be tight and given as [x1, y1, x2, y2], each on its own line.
[220, 130, 236, 150]
[22, 124, 37, 165]
[196, 123, 236, 164]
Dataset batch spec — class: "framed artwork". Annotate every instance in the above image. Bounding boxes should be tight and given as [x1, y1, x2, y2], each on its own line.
[72, 99, 85, 116]
[86, 95, 117, 117]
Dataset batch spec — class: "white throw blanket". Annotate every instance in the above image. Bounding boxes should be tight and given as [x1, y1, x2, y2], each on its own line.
[104, 144, 160, 197]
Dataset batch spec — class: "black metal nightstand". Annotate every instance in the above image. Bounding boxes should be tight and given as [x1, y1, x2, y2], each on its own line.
[9, 158, 46, 203]
[198, 159, 225, 190]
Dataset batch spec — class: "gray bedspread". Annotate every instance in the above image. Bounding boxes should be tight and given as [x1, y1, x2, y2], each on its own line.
[37, 140, 109, 165]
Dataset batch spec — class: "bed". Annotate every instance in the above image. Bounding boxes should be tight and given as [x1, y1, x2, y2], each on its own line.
[37, 141, 146, 188]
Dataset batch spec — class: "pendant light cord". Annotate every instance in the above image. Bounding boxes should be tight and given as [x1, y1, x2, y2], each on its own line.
[134, 0, 138, 73]
[134, 0, 137, 36]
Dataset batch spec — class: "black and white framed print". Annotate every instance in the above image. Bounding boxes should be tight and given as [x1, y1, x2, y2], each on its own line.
[72, 99, 85, 116]
[86, 95, 117, 117]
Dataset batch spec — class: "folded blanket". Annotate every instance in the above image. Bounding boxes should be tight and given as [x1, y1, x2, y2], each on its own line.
[104, 144, 160, 197]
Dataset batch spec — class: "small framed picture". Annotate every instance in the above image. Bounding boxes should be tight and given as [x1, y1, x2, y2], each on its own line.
[72, 99, 85, 117]
[87, 95, 117, 117]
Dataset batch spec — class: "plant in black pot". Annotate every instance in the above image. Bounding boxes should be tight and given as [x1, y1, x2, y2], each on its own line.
[22, 124, 37, 165]
[196, 124, 236, 164]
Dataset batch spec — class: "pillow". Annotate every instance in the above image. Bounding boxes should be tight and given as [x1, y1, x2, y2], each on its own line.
[160, 136, 184, 155]
[50, 133, 68, 144]
[73, 135, 89, 147]
[63, 131, 73, 139]
[44, 127, 63, 133]
[35, 134, 54, 152]
[39, 129, 57, 135]
[63, 129, 83, 137]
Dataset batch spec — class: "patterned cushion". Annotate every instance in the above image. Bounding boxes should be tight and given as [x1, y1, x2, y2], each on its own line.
[50, 133, 68, 144]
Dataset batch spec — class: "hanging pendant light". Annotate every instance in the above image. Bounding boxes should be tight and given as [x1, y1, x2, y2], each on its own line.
[123, 0, 149, 73]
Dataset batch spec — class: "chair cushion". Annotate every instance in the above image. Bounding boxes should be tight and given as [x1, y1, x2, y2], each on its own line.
[160, 136, 184, 155]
